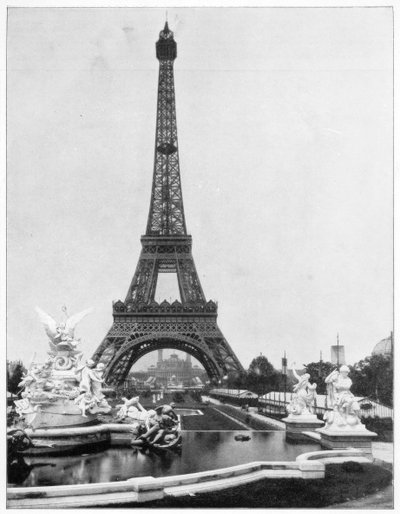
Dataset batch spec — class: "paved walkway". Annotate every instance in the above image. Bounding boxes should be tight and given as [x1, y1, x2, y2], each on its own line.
[327, 483, 393, 509]
[203, 396, 285, 429]
[372, 442, 393, 464]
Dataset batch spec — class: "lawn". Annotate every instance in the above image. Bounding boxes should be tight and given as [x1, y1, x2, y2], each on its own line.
[180, 407, 247, 430]
[129, 462, 392, 508]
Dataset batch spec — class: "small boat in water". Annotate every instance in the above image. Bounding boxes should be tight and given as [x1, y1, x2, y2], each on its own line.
[234, 434, 251, 442]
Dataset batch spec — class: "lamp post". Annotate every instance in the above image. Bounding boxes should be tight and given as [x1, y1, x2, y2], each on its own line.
[220, 374, 229, 404]
[254, 366, 264, 413]
[318, 351, 322, 377]
[281, 352, 287, 411]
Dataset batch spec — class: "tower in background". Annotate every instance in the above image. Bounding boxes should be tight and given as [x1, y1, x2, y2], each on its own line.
[330, 334, 345, 366]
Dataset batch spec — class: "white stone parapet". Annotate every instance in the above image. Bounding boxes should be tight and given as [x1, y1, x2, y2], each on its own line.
[7, 456, 326, 508]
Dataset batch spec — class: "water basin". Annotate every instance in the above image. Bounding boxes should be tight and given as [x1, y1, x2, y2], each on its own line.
[13, 431, 320, 487]
[175, 408, 203, 416]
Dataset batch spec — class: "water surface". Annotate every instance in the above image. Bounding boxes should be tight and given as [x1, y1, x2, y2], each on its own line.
[16, 431, 320, 487]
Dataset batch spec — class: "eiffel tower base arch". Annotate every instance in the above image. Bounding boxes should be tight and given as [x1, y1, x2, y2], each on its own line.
[93, 314, 243, 386]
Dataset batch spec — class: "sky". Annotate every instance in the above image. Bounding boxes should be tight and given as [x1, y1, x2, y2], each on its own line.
[6, 6, 393, 372]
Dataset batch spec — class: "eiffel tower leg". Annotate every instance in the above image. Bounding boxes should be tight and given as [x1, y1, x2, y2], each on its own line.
[92, 334, 111, 363]
[125, 253, 159, 304]
[176, 257, 205, 303]
[107, 344, 137, 385]
[92, 332, 128, 369]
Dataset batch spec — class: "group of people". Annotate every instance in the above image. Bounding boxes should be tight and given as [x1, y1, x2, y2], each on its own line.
[115, 397, 180, 447]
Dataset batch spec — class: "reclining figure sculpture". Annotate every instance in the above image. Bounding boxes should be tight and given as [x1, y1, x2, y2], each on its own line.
[115, 397, 181, 449]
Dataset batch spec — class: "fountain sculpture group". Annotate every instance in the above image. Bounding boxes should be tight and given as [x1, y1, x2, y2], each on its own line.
[7, 306, 379, 510]
[11, 306, 182, 459]
[10, 304, 376, 478]
[283, 364, 376, 451]
[15, 307, 111, 430]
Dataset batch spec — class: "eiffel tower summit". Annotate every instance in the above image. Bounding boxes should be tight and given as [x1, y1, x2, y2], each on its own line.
[93, 22, 244, 385]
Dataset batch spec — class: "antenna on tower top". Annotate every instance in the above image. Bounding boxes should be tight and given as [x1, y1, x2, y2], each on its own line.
[166, 10, 168, 22]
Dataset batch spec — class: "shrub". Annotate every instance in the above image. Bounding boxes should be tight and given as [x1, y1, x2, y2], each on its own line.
[7, 361, 27, 395]
[341, 461, 364, 473]
[173, 392, 185, 403]
[363, 417, 393, 441]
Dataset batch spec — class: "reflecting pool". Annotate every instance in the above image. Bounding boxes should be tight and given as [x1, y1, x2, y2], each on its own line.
[13, 431, 320, 488]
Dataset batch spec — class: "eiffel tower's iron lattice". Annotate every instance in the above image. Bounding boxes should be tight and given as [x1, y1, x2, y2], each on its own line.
[93, 23, 244, 385]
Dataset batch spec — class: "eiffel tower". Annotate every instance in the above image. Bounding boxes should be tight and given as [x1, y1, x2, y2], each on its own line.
[93, 22, 244, 385]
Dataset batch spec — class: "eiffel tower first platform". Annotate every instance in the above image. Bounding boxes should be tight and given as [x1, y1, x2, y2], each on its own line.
[93, 23, 244, 386]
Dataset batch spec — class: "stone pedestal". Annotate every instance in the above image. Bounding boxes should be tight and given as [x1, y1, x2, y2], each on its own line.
[316, 426, 377, 454]
[26, 398, 97, 429]
[283, 414, 324, 443]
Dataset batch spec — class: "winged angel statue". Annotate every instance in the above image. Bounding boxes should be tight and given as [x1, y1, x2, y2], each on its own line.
[35, 306, 93, 370]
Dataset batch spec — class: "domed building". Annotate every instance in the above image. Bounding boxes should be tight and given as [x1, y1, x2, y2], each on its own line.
[372, 332, 393, 358]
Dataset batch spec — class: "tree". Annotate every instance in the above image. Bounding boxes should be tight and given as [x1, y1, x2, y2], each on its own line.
[350, 354, 393, 407]
[246, 355, 280, 395]
[304, 361, 336, 394]
[7, 360, 27, 395]
[226, 370, 247, 390]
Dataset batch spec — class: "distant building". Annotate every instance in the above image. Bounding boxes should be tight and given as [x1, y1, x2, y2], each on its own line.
[330, 345, 345, 366]
[372, 333, 393, 358]
[130, 350, 206, 388]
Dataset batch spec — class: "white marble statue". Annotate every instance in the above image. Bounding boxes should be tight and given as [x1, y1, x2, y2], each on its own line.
[17, 363, 42, 391]
[323, 365, 361, 429]
[74, 359, 111, 415]
[74, 392, 98, 417]
[116, 396, 150, 423]
[17, 359, 79, 406]
[91, 363, 107, 401]
[14, 306, 111, 427]
[287, 365, 317, 416]
[75, 358, 96, 392]
[36, 305, 92, 349]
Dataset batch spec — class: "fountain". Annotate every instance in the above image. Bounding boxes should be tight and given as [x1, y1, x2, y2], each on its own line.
[9, 306, 184, 458]
[7, 312, 377, 508]
[11, 307, 114, 453]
